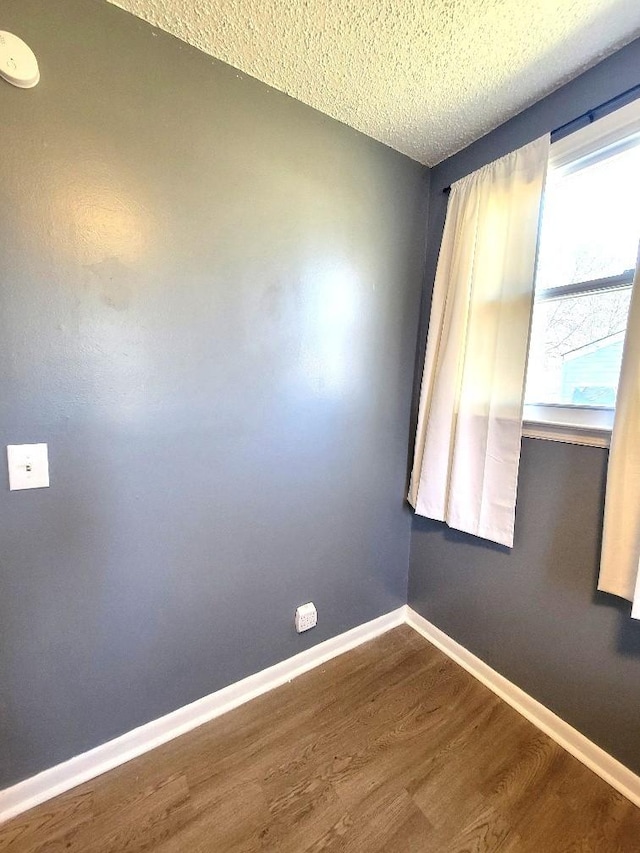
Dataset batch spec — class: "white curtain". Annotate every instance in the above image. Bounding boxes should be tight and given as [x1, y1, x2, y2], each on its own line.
[408, 136, 549, 547]
[598, 255, 640, 615]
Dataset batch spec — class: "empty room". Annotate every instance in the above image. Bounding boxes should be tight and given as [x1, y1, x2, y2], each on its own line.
[2, 0, 640, 850]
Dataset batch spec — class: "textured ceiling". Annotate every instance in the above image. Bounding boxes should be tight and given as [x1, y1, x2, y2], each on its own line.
[107, 0, 640, 165]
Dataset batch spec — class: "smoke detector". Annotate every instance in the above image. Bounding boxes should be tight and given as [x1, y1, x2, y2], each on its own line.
[0, 31, 39, 89]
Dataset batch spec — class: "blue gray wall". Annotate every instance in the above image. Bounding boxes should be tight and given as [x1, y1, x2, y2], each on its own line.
[0, 0, 428, 787]
[409, 38, 640, 774]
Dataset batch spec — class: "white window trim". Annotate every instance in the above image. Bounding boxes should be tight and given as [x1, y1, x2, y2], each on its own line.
[523, 404, 612, 448]
[524, 97, 640, 448]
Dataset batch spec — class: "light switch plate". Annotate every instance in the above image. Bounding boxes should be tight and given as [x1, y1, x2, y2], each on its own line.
[7, 443, 49, 490]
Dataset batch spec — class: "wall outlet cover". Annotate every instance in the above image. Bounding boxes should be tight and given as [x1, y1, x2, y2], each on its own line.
[295, 602, 317, 633]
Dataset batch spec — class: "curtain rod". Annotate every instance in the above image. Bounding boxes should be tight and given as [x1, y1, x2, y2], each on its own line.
[442, 83, 640, 194]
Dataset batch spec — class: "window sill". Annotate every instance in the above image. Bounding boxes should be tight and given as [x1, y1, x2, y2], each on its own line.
[522, 404, 612, 448]
[522, 420, 610, 448]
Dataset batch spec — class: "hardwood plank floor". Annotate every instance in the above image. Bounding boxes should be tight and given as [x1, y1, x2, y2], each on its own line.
[1, 625, 639, 852]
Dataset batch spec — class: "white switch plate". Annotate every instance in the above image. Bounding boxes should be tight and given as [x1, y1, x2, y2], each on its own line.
[7, 443, 49, 490]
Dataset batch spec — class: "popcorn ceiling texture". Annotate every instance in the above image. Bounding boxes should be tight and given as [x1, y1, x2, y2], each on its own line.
[107, 0, 640, 165]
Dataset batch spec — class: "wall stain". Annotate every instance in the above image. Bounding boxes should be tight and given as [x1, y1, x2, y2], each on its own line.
[84, 257, 133, 311]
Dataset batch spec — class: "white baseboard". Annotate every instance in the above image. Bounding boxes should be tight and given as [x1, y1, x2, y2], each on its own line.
[0, 607, 405, 826]
[4, 604, 639, 827]
[405, 607, 640, 809]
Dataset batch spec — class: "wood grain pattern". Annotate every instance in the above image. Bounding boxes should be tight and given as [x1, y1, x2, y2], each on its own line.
[1, 625, 638, 852]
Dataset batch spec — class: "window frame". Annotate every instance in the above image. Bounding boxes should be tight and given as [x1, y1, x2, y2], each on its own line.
[523, 99, 640, 447]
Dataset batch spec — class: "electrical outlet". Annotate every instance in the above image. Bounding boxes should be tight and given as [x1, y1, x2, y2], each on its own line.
[295, 602, 317, 633]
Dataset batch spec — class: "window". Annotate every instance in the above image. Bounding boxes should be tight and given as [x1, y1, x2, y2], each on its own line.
[524, 99, 640, 446]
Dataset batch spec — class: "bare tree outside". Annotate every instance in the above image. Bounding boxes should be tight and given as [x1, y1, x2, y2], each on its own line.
[541, 289, 630, 359]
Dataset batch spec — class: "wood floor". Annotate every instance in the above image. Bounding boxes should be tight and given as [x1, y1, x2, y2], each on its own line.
[1, 626, 639, 852]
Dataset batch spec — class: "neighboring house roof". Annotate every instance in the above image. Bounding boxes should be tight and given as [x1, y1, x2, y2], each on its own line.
[562, 330, 626, 361]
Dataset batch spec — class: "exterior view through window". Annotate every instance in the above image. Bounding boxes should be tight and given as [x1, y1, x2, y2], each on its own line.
[525, 125, 640, 417]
